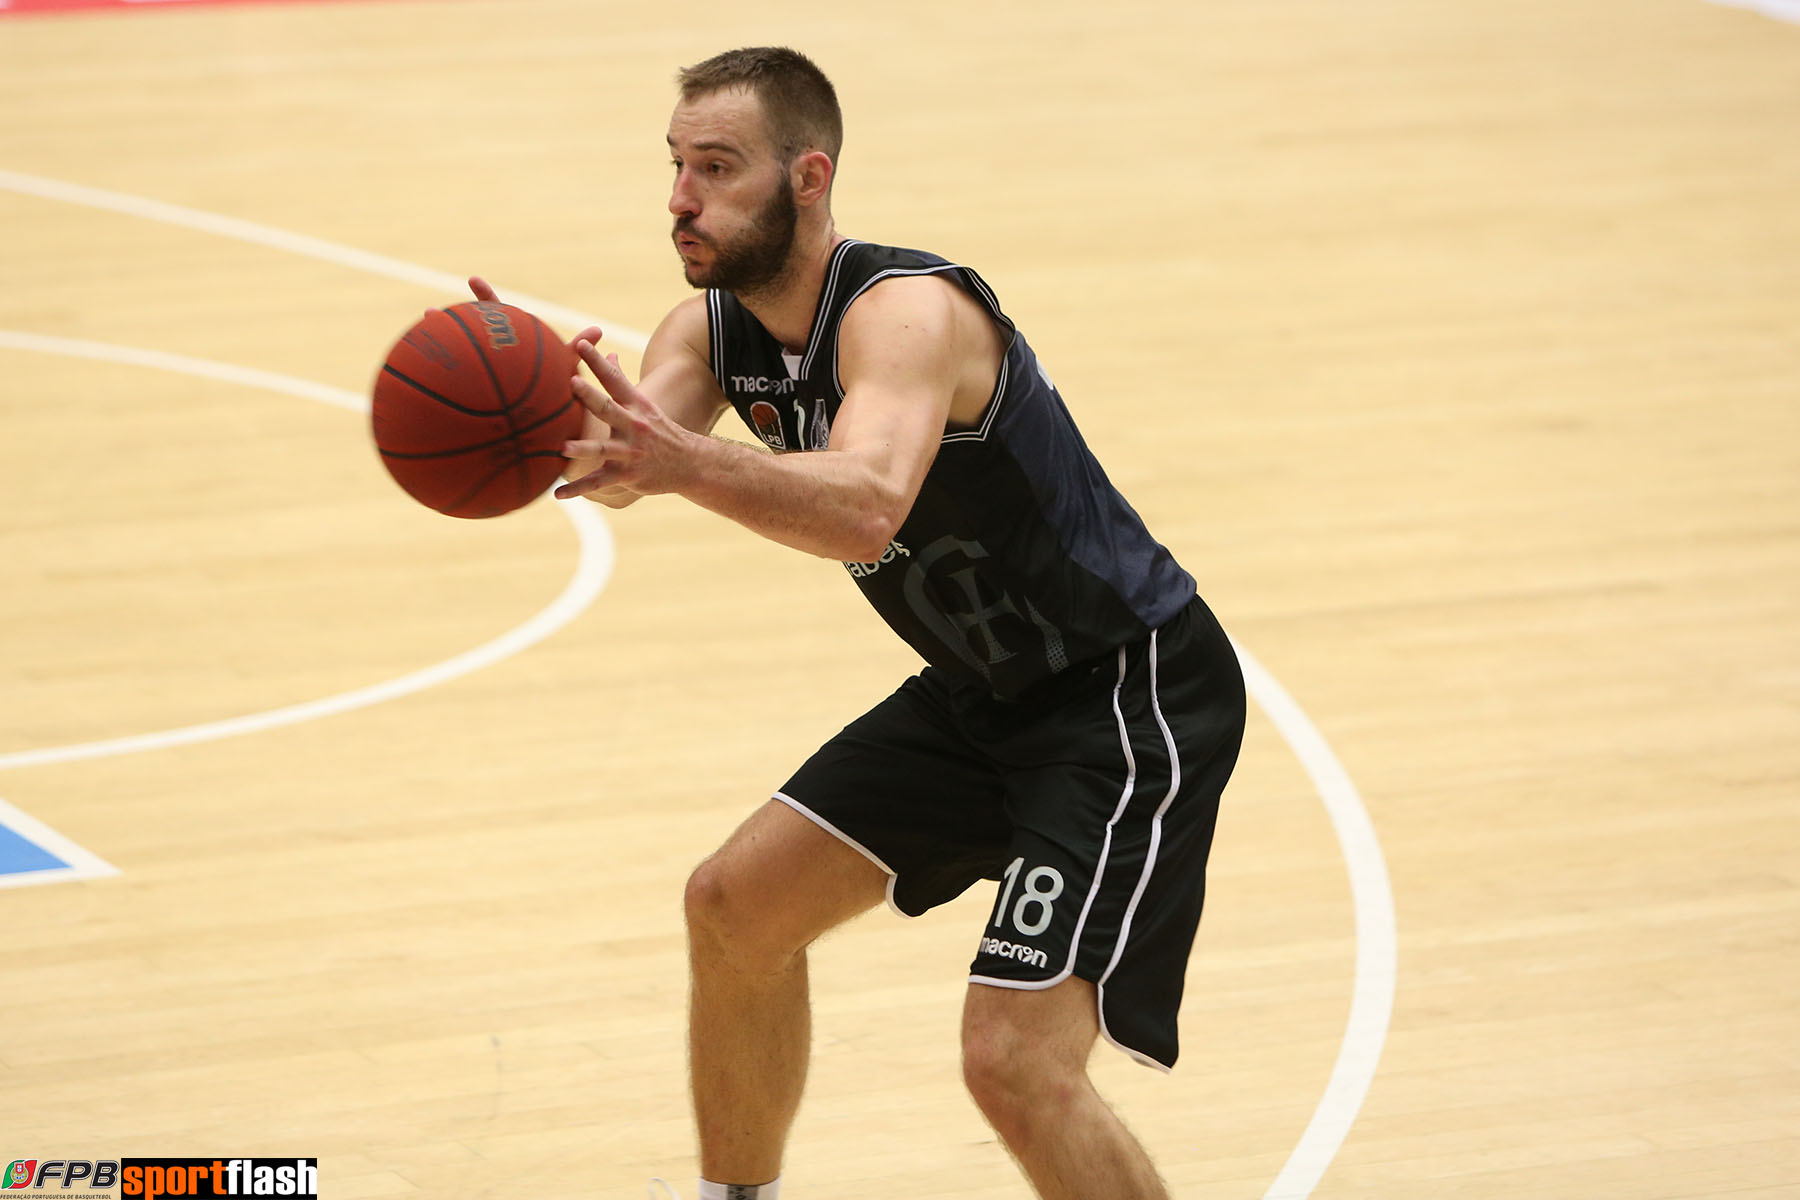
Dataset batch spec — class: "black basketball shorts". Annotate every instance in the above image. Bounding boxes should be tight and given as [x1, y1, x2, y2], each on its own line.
[774, 595, 1246, 1071]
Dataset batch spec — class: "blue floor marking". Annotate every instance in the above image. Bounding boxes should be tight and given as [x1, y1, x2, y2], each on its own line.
[0, 821, 74, 877]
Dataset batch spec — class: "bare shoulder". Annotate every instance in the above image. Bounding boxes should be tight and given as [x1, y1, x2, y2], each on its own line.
[839, 273, 966, 345]
[644, 293, 712, 366]
[839, 272, 1005, 428]
[641, 294, 727, 434]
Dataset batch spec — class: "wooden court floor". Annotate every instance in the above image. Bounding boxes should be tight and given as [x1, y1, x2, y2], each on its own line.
[2, 0, 1796, 1196]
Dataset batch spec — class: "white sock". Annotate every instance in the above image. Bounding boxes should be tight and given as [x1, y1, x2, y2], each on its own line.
[698, 1178, 780, 1200]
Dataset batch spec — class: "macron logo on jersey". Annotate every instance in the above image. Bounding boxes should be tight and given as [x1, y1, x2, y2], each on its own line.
[729, 374, 796, 395]
[980, 936, 1049, 969]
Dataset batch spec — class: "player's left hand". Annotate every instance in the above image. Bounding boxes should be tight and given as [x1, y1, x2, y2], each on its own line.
[556, 339, 699, 499]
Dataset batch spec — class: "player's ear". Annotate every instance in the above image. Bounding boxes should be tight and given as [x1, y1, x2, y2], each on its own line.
[792, 150, 834, 207]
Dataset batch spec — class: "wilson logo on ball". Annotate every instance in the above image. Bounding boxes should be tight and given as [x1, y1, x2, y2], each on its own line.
[476, 302, 519, 348]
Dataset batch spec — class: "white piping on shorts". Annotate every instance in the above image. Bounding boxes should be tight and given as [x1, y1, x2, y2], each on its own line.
[968, 645, 1130, 995]
[1097, 630, 1180, 1073]
[967, 632, 1179, 1070]
[772, 791, 910, 919]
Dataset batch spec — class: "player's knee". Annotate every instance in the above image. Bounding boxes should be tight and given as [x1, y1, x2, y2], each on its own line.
[683, 855, 740, 938]
[683, 855, 791, 966]
[961, 1007, 1081, 1134]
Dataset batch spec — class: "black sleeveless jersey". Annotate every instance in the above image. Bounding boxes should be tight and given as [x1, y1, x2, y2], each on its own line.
[706, 239, 1198, 700]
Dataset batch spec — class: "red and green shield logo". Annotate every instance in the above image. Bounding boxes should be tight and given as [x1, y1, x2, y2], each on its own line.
[2, 1161, 37, 1190]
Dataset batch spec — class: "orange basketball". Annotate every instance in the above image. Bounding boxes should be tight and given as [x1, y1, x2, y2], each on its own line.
[371, 301, 582, 518]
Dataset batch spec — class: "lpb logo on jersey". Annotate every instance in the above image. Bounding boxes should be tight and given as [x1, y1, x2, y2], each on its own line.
[748, 400, 787, 450]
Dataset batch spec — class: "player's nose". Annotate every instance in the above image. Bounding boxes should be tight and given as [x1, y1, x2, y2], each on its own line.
[668, 169, 700, 218]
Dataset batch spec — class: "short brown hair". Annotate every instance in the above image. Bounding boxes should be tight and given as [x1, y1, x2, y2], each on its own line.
[677, 46, 843, 166]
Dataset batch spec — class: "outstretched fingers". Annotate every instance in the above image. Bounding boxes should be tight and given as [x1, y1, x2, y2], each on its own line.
[561, 435, 608, 459]
[554, 464, 617, 501]
[570, 368, 628, 425]
[555, 343, 689, 501]
[573, 340, 628, 388]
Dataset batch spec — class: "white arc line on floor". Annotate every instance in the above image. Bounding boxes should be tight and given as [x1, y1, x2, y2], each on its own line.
[0, 168, 651, 353]
[0, 331, 615, 772]
[1700, 0, 1800, 23]
[1236, 640, 1395, 1200]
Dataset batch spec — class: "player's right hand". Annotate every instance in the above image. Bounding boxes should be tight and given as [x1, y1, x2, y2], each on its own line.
[466, 276, 640, 508]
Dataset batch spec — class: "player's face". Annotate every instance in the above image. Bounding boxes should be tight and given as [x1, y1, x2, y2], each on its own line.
[667, 89, 800, 295]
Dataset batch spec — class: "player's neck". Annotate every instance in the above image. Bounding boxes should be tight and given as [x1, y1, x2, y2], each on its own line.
[737, 223, 843, 355]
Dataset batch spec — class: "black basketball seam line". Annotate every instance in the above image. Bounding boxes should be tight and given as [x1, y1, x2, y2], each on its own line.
[380, 364, 509, 418]
[445, 306, 524, 434]
[385, 306, 576, 513]
[446, 303, 551, 511]
[443, 455, 522, 517]
[517, 317, 550, 509]
[377, 398, 579, 460]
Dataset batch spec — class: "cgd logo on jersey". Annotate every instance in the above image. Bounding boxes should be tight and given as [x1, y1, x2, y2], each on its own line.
[898, 536, 1070, 681]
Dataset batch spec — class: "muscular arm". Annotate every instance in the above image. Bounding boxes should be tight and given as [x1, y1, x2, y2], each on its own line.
[559, 275, 983, 562]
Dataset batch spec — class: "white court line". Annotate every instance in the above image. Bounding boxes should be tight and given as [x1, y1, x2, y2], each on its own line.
[0, 329, 370, 412]
[0, 170, 1394, 1197]
[0, 168, 651, 354]
[1701, 0, 1800, 23]
[1237, 641, 1396, 1200]
[0, 797, 120, 889]
[0, 331, 616, 772]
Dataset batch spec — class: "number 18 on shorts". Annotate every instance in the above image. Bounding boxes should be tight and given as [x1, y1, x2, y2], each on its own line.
[977, 855, 1069, 976]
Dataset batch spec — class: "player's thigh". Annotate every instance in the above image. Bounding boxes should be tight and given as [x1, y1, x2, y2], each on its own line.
[778, 670, 1015, 918]
[687, 798, 890, 953]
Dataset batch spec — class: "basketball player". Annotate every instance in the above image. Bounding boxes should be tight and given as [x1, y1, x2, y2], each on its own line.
[473, 46, 1245, 1200]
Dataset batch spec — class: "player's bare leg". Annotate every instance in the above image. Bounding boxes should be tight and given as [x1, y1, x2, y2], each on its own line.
[683, 799, 889, 1186]
[962, 977, 1170, 1200]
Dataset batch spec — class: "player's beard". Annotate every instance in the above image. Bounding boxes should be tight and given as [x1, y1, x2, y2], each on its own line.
[675, 174, 800, 297]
